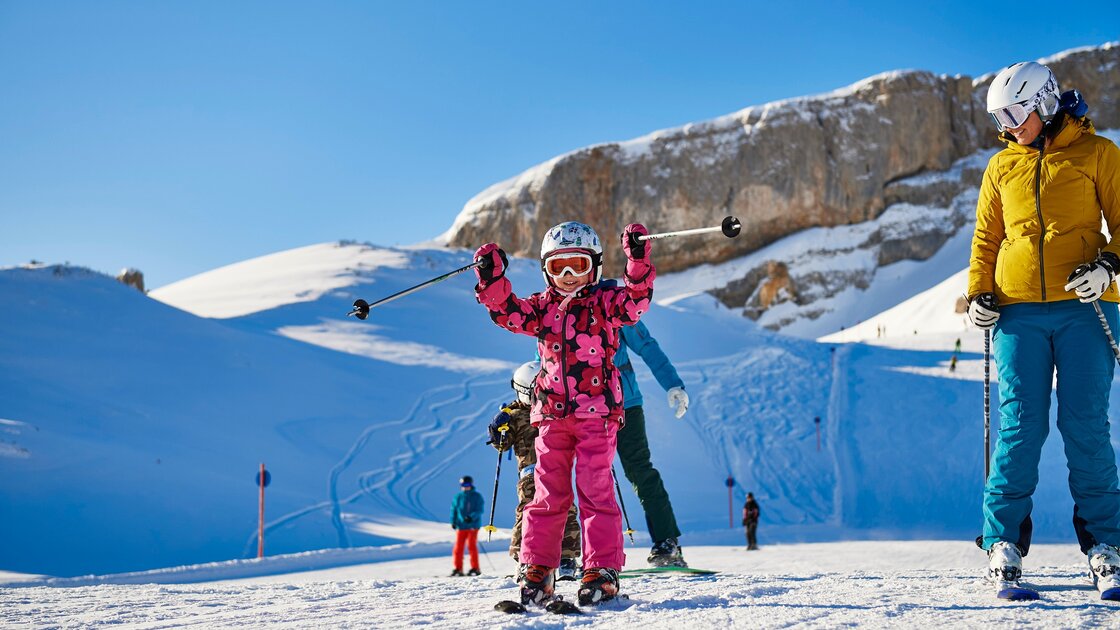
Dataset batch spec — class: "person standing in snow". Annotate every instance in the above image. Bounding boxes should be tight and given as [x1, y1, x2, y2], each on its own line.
[742, 493, 760, 550]
[473, 220, 654, 607]
[487, 362, 582, 580]
[598, 287, 691, 567]
[449, 476, 484, 577]
[968, 60, 1120, 598]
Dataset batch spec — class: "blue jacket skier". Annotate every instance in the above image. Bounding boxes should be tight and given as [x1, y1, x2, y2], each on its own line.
[449, 476, 484, 576]
[605, 278, 690, 567]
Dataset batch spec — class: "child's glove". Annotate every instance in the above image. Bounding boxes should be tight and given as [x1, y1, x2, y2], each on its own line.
[487, 410, 512, 451]
[621, 223, 650, 261]
[474, 243, 508, 283]
[667, 387, 689, 419]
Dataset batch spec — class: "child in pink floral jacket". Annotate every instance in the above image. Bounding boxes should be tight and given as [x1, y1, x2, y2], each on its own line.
[473, 220, 654, 607]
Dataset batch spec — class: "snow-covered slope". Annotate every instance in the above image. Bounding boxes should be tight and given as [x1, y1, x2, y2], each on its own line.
[6, 234, 1120, 580]
[4, 542, 1117, 627]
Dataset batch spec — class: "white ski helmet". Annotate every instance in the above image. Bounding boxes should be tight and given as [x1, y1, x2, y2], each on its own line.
[986, 61, 1061, 131]
[539, 221, 603, 285]
[511, 361, 540, 404]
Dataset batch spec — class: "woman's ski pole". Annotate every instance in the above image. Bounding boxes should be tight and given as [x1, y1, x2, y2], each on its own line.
[347, 259, 489, 319]
[481, 425, 508, 542]
[612, 466, 635, 543]
[1091, 300, 1120, 369]
[629, 216, 742, 245]
[984, 329, 991, 481]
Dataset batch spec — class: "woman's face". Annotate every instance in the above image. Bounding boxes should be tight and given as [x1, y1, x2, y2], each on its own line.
[1007, 111, 1044, 145]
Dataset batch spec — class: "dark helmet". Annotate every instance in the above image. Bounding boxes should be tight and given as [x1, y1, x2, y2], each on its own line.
[460, 475, 474, 487]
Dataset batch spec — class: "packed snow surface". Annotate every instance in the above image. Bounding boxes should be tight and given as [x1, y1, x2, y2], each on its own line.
[4, 542, 1118, 628]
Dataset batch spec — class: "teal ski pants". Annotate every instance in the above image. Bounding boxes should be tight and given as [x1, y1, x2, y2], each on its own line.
[982, 300, 1120, 554]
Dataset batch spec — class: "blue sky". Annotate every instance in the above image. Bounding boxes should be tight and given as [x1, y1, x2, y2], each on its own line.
[1, 1, 1117, 288]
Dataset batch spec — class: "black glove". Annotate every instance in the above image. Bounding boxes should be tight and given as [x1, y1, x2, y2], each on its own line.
[487, 410, 512, 451]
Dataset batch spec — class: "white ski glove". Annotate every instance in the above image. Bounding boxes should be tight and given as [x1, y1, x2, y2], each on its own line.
[967, 293, 999, 330]
[1065, 254, 1120, 303]
[667, 387, 689, 419]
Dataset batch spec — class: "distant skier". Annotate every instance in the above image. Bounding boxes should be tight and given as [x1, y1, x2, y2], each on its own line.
[949, 354, 958, 373]
[742, 493, 760, 550]
[449, 475, 484, 577]
[969, 60, 1120, 600]
[599, 287, 691, 567]
[488, 362, 582, 580]
[472, 220, 655, 607]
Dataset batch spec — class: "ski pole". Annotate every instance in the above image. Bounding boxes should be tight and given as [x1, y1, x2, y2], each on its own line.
[477, 541, 497, 572]
[1091, 300, 1120, 369]
[347, 259, 488, 319]
[984, 329, 990, 481]
[630, 216, 742, 245]
[612, 466, 635, 543]
[482, 425, 508, 542]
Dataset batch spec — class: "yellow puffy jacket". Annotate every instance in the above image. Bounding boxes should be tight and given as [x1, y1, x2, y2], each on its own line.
[968, 116, 1120, 305]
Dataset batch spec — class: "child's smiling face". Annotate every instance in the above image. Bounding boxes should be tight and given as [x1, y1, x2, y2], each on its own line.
[553, 273, 592, 293]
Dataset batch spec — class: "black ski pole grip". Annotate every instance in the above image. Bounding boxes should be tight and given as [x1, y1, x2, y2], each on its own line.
[348, 299, 371, 320]
[722, 216, 742, 238]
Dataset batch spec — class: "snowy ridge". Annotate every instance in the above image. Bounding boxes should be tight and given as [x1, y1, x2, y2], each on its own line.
[151, 242, 410, 319]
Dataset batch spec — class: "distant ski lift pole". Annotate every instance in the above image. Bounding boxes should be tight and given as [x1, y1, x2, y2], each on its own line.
[815, 417, 822, 452]
[726, 476, 735, 528]
[256, 463, 271, 558]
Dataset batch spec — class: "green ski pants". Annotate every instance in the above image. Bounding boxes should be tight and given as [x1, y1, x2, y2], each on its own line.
[617, 406, 681, 543]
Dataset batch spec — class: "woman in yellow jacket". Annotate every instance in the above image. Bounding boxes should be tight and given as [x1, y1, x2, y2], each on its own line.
[968, 60, 1120, 600]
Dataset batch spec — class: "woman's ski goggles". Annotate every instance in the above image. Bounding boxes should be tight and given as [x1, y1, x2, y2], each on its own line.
[990, 101, 1035, 131]
[543, 252, 594, 278]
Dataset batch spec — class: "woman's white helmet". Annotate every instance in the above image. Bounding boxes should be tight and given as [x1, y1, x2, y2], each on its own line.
[539, 221, 603, 284]
[986, 61, 1061, 131]
[511, 361, 540, 404]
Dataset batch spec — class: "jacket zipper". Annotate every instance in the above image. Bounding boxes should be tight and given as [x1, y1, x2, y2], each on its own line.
[1035, 144, 1047, 301]
[559, 301, 574, 417]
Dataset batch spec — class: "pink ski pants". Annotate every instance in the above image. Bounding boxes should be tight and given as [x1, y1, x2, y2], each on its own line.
[520, 417, 625, 570]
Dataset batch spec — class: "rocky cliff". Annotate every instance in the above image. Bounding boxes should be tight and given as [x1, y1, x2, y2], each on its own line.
[443, 43, 1120, 325]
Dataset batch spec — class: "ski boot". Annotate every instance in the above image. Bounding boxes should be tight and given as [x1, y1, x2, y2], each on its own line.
[449, 569, 464, 577]
[1088, 543, 1120, 600]
[467, 568, 481, 576]
[577, 567, 620, 606]
[518, 564, 555, 607]
[988, 541, 1038, 600]
[648, 537, 688, 568]
[557, 557, 580, 581]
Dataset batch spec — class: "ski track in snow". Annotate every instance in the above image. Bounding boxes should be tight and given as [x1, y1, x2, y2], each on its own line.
[825, 344, 851, 526]
[260, 376, 508, 551]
